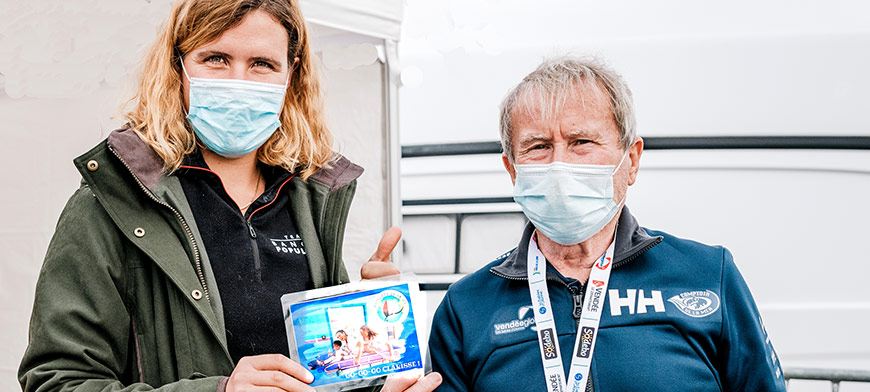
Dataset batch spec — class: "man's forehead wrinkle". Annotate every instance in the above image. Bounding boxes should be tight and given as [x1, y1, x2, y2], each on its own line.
[514, 80, 605, 126]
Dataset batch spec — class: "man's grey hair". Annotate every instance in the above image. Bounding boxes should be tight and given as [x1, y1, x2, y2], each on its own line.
[499, 56, 637, 163]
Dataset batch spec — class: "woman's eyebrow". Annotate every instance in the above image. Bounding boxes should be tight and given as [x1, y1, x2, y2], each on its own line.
[194, 51, 282, 69]
[250, 56, 284, 69]
[195, 50, 231, 60]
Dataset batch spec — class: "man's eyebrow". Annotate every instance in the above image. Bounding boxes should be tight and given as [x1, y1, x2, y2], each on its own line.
[564, 129, 601, 139]
[517, 133, 551, 147]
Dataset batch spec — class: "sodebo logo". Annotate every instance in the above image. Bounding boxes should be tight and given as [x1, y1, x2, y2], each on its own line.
[539, 328, 558, 360]
[576, 326, 596, 359]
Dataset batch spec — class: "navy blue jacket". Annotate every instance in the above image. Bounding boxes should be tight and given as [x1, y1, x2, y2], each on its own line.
[429, 207, 786, 391]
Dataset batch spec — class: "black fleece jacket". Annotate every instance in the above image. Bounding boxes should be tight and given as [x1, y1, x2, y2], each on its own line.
[177, 152, 312, 363]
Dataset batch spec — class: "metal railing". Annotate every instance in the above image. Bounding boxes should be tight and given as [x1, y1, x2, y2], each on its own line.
[401, 136, 870, 158]
[784, 367, 870, 391]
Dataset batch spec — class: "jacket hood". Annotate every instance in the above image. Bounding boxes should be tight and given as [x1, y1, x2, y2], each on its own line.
[490, 205, 663, 280]
[106, 127, 363, 192]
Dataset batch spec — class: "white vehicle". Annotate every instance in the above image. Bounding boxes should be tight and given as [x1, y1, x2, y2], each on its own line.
[395, 2, 870, 391]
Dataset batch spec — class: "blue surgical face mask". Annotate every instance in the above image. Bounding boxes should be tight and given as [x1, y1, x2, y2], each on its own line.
[182, 61, 288, 158]
[513, 152, 628, 245]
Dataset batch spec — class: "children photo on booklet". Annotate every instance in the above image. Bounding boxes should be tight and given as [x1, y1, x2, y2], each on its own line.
[283, 282, 425, 389]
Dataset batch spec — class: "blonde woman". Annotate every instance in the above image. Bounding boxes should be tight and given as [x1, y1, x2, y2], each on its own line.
[17, 1, 440, 391]
[356, 325, 397, 364]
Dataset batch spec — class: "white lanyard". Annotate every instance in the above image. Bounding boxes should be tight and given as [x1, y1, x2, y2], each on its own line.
[527, 234, 615, 392]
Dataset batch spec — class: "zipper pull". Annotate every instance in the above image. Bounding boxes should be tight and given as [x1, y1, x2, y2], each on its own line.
[572, 290, 584, 319]
[246, 221, 257, 239]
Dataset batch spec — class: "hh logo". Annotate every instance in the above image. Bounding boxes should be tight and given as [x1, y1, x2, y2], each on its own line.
[608, 289, 666, 316]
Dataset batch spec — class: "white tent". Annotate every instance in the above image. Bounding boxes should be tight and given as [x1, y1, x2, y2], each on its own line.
[0, 1, 403, 389]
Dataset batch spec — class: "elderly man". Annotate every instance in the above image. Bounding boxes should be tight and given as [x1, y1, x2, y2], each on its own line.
[428, 57, 786, 392]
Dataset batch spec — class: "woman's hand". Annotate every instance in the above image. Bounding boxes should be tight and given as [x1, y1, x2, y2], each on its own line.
[360, 226, 402, 279]
[381, 372, 443, 392]
[226, 354, 315, 392]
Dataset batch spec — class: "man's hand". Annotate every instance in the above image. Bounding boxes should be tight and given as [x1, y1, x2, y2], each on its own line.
[226, 354, 315, 392]
[381, 372, 443, 392]
[360, 226, 402, 279]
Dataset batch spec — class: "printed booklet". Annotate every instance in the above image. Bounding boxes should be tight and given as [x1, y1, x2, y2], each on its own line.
[282, 277, 426, 391]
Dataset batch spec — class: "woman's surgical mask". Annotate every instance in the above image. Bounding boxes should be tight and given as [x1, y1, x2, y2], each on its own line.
[513, 152, 629, 245]
[181, 60, 288, 158]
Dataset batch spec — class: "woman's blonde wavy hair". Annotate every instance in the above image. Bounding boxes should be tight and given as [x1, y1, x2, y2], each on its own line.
[124, 0, 332, 179]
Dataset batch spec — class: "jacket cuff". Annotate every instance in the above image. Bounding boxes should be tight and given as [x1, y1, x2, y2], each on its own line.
[217, 376, 229, 392]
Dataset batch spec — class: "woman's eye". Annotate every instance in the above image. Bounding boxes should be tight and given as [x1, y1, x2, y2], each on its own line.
[204, 56, 226, 65]
[253, 61, 275, 69]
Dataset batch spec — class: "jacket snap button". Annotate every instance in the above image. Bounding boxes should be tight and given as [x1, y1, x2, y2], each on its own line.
[134, 227, 146, 237]
[191, 290, 203, 300]
[86, 160, 99, 171]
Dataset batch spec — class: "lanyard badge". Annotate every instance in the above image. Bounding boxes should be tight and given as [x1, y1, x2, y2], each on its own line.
[527, 233, 615, 392]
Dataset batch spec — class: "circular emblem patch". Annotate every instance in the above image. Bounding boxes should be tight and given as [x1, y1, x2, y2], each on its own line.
[667, 290, 721, 318]
[374, 289, 409, 323]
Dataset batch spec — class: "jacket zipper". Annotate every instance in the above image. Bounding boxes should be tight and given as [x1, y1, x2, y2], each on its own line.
[246, 220, 261, 270]
[177, 164, 297, 272]
[244, 174, 296, 271]
[613, 237, 662, 268]
[108, 146, 210, 302]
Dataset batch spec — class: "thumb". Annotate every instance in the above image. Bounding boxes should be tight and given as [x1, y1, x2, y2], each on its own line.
[370, 226, 402, 261]
[381, 372, 442, 392]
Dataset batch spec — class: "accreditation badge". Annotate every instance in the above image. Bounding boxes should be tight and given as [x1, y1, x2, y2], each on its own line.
[281, 275, 427, 391]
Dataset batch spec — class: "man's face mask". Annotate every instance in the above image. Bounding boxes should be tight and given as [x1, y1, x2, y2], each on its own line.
[512, 152, 628, 245]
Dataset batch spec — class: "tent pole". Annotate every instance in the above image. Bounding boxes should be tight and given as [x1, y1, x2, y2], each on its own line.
[382, 39, 403, 266]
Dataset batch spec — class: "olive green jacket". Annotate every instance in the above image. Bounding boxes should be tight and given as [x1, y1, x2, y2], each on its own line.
[19, 128, 362, 391]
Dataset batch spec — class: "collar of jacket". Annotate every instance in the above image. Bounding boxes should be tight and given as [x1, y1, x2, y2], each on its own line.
[72, 127, 363, 363]
[104, 127, 364, 194]
[490, 206, 663, 281]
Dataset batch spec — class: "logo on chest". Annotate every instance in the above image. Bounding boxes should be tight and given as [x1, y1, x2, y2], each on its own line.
[270, 235, 306, 255]
[606, 289, 721, 318]
[608, 289, 666, 316]
[667, 290, 721, 318]
[492, 305, 537, 335]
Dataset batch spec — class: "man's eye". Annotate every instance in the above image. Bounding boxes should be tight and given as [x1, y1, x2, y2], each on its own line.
[574, 139, 591, 145]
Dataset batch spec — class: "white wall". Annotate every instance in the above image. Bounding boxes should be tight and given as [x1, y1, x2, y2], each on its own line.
[398, 0, 870, 144]
[0, 1, 390, 390]
[321, 62, 389, 280]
